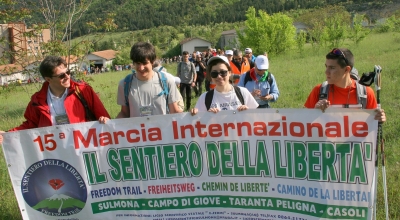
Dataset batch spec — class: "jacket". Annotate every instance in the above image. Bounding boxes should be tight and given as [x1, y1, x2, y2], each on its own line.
[9, 80, 110, 131]
[230, 58, 251, 85]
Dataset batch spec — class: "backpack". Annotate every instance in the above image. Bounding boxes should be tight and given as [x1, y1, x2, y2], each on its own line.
[243, 70, 273, 87]
[319, 68, 367, 108]
[205, 86, 244, 110]
[123, 70, 170, 115]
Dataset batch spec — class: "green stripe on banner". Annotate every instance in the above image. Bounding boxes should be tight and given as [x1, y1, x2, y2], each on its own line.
[91, 195, 368, 219]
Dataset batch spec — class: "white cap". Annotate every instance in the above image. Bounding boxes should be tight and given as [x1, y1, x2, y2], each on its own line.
[225, 50, 233, 56]
[245, 48, 252, 53]
[255, 55, 269, 70]
[207, 55, 230, 66]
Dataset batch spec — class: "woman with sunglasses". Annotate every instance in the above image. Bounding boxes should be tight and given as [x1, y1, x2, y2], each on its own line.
[190, 56, 258, 115]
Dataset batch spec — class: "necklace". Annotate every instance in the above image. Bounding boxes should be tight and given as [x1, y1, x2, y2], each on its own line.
[331, 81, 352, 108]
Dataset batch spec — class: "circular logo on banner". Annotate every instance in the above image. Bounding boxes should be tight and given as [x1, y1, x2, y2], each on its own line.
[21, 159, 87, 216]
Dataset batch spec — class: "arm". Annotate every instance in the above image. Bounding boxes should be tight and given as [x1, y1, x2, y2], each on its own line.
[265, 74, 279, 101]
[176, 63, 181, 78]
[9, 101, 41, 131]
[80, 84, 110, 122]
[191, 63, 196, 86]
[116, 106, 130, 118]
[168, 102, 183, 114]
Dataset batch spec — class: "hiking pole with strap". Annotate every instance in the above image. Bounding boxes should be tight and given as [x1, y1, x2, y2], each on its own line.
[375, 65, 389, 220]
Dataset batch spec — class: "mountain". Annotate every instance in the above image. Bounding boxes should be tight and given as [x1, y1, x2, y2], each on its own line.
[32, 194, 85, 211]
[21, 0, 395, 39]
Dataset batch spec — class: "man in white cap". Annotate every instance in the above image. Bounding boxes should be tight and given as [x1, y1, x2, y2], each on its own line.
[237, 55, 279, 108]
[225, 50, 233, 62]
[245, 48, 256, 64]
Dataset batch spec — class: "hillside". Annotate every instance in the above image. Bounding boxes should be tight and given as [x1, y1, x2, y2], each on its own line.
[20, 0, 400, 39]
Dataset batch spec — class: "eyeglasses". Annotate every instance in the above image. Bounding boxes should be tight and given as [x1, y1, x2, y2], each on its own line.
[330, 48, 349, 66]
[233, 57, 242, 61]
[51, 69, 71, 79]
[210, 70, 228, 78]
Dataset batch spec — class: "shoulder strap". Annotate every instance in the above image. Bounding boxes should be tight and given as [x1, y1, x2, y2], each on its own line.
[355, 81, 367, 109]
[244, 71, 252, 86]
[267, 73, 273, 86]
[124, 72, 134, 110]
[75, 86, 96, 121]
[319, 81, 367, 108]
[205, 90, 215, 111]
[234, 86, 245, 105]
[319, 81, 329, 100]
[156, 71, 170, 113]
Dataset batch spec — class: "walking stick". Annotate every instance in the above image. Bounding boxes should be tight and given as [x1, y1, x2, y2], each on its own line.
[374, 65, 389, 220]
[372, 65, 388, 220]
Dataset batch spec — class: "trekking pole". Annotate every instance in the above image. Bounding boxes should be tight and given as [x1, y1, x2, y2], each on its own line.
[375, 65, 389, 220]
[372, 65, 381, 220]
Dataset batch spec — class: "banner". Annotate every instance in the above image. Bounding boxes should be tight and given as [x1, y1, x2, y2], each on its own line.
[2, 109, 378, 220]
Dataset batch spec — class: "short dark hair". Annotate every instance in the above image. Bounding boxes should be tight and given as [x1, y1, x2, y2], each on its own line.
[326, 48, 354, 69]
[182, 51, 189, 55]
[130, 42, 156, 64]
[206, 59, 232, 81]
[39, 56, 67, 78]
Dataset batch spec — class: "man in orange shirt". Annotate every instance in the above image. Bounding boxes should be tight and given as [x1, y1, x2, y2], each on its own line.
[304, 48, 385, 122]
[230, 49, 251, 85]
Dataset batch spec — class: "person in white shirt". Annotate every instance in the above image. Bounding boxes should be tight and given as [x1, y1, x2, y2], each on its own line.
[190, 56, 258, 115]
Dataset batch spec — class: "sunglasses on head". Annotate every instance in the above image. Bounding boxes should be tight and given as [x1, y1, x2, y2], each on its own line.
[210, 70, 228, 78]
[51, 69, 71, 79]
[330, 48, 349, 66]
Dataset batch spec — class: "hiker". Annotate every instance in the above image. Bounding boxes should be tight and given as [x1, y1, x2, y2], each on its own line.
[193, 54, 206, 97]
[116, 42, 182, 118]
[177, 51, 197, 111]
[190, 56, 258, 115]
[304, 48, 386, 122]
[237, 55, 279, 108]
[0, 56, 110, 144]
[244, 48, 256, 68]
[230, 49, 251, 85]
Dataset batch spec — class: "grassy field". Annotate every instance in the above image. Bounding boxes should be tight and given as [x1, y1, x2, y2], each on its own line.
[1, 32, 399, 219]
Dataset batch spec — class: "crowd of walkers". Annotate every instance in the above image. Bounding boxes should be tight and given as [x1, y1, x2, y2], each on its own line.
[0, 42, 387, 145]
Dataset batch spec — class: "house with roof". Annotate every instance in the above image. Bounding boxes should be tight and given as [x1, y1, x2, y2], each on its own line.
[180, 38, 212, 54]
[84, 49, 117, 69]
[0, 63, 39, 86]
[218, 29, 240, 49]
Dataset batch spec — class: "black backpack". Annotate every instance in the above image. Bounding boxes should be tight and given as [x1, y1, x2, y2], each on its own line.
[205, 86, 244, 110]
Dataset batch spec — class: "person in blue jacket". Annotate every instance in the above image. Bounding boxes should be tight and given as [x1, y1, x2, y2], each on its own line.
[237, 55, 279, 108]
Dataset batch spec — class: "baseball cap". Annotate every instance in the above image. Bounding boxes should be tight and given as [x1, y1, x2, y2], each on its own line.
[207, 55, 230, 66]
[255, 55, 269, 70]
[225, 50, 233, 56]
[245, 48, 252, 54]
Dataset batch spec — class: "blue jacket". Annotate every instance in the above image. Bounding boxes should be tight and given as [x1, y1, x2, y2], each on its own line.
[237, 71, 279, 107]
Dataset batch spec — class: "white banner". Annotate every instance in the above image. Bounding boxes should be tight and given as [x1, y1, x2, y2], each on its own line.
[2, 109, 378, 220]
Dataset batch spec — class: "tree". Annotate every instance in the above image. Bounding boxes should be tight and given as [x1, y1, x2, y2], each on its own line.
[237, 7, 296, 55]
[349, 13, 370, 45]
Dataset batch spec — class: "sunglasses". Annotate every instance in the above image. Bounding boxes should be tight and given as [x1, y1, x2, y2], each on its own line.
[51, 70, 71, 79]
[330, 48, 349, 66]
[210, 70, 228, 78]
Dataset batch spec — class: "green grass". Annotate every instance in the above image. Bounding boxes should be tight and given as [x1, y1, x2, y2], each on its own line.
[1, 32, 400, 219]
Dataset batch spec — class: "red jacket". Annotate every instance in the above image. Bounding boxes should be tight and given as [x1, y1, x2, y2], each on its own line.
[9, 81, 110, 131]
